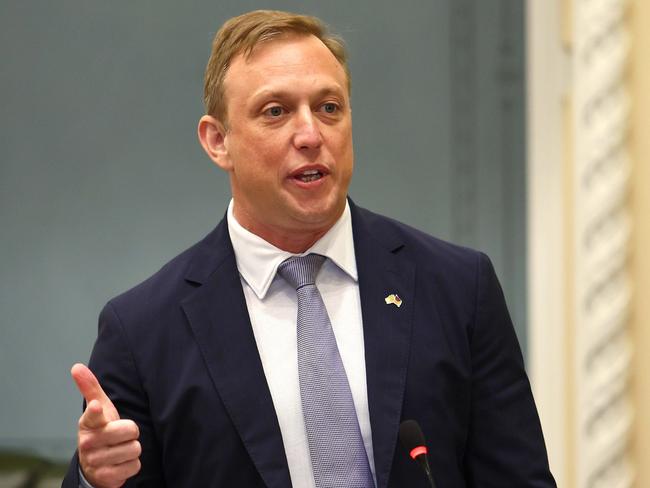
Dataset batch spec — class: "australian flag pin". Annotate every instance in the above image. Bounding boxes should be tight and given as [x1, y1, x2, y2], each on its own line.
[384, 293, 403, 307]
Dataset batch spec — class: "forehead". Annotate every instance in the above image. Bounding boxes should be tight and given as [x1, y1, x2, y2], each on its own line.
[224, 35, 348, 98]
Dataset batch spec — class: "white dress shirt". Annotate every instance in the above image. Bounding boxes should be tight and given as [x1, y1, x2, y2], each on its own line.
[227, 199, 376, 488]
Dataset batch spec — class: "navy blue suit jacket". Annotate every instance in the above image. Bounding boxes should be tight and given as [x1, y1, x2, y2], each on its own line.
[63, 201, 555, 487]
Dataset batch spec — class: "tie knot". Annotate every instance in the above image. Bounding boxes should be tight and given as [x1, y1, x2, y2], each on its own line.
[277, 253, 326, 289]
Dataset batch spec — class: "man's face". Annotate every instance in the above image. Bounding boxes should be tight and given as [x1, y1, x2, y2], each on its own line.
[218, 34, 353, 245]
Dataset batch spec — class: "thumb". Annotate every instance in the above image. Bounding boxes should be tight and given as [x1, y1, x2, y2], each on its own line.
[71, 363, 119, 422]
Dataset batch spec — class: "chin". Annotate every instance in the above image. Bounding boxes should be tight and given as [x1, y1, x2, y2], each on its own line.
[290, 210, 332, 226]
[290, 197, 344, 224]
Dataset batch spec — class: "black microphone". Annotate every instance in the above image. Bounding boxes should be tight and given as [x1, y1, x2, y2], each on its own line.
[399, 419, 437, 488]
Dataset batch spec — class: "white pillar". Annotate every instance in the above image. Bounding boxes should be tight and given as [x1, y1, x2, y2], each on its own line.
[527, 0, 634, 486]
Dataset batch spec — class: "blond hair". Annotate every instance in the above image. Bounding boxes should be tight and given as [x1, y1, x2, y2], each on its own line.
[203, 10, 350, 122]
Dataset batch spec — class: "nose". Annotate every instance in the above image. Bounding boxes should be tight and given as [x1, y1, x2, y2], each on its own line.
[292, 107, 323, 150]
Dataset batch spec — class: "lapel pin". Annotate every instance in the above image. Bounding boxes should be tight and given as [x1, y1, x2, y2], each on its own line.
[385, 294, 403, 307]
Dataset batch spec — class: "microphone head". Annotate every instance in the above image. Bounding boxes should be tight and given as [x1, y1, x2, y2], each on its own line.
[400, 420, 436, 488]
[399, 419, 427, 458]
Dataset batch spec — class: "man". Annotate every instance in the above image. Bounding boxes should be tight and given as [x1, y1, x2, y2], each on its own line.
[63, 10, 555, 488]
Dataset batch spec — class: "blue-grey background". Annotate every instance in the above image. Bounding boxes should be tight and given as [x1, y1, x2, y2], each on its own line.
[0, 1, 526, 462]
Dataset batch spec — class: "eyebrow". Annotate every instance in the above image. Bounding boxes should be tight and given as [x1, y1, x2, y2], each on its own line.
[250, 85, 346, 104]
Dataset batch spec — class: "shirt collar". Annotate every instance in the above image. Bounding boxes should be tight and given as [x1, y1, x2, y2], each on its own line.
[226, 199, 358, 299]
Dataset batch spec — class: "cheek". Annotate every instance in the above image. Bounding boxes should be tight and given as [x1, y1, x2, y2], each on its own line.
[230, 133, 273, 170]
[234, 145, 284, 189]
[333, 133, 354, 170]
[326, 123, 353, 152]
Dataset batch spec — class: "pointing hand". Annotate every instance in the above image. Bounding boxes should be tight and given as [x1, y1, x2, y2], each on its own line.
[71, 364, 141, 488]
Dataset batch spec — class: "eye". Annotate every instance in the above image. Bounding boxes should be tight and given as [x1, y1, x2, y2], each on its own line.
[320, 102, 338, 114]
[263, 105, 285, 117]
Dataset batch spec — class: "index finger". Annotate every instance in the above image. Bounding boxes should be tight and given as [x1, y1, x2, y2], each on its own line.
[79, 399, 109, 430]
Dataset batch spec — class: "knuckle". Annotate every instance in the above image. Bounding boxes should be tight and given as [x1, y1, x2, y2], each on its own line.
[84, 451, 100, 468]
[129, 421, 140, 439]
[128, 458, 142, 476]
[116, 423, 134, 440]
[84, 453, 98, 469]
[116, 422, 138, 441]
[132, 440, 142, 458]
[78, 435, 94, 452]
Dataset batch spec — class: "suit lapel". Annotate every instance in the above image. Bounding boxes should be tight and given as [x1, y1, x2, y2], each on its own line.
[181, 219, 292, 488]
[351, 203, 415, 488]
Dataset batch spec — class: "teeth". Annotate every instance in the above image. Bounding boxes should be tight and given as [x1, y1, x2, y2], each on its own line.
[301, 169, 319, 175]
[299, 173, 322, 182]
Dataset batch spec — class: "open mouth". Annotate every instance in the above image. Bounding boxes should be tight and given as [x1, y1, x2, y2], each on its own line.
[295, 169, 324, 183]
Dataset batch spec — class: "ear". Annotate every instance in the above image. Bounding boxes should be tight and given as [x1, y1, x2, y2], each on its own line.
[197, 115, 232, 171]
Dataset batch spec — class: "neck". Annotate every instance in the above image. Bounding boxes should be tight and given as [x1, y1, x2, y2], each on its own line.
[232, 206, 336, 254]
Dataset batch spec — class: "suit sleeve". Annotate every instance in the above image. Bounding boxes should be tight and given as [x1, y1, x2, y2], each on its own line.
[62, 301, 165, 487]
[464, 253, 556, 487]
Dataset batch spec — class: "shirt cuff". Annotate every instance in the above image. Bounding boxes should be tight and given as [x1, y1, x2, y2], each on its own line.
[78, 467, 95, 488]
